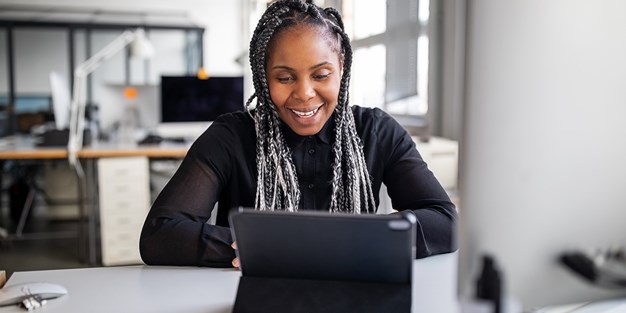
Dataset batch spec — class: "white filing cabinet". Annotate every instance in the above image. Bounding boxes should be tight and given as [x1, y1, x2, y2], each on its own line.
[97, 156, 150, 266]
[414, 137, 459, 191]
[378, 137, 459, 214]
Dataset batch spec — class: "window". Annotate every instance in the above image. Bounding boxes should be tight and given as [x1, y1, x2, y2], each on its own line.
[351, 44, 386, 108]
[349, 0, 386, 40]
[343, 0, 429, 116]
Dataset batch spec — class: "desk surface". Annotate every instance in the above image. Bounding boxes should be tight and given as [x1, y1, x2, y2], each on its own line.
[0, 136, 189, 159]
[1, 253, 458, 313]
[3, 253, 625, 313]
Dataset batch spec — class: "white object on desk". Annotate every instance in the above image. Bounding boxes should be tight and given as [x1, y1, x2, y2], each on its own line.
[0, 282, 67, 306]
[49, 71, 71, 130]
[98, 156, 150, 266]
[154, 121, 212, 141]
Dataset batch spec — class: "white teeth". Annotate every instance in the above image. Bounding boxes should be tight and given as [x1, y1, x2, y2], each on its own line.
[291, 107, 319, 117]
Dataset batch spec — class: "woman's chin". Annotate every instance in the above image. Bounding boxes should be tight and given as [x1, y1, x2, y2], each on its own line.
[285, 109, 327, 135]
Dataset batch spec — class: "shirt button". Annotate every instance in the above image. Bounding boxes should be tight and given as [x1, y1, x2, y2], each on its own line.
[308, 184, 315, 189]
[308, 149, 315, 155]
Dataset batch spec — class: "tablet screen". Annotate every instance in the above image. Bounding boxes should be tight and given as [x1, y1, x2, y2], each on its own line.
[229, 209, 416, 284]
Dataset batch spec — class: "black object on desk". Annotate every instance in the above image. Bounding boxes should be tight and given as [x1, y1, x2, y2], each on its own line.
[229, 208, 416, 313]
[138, 134, 188, 145]
[138, 134, 163, 145]
[476, 255, 502, 313]
[560, 248, 626, 288]
[33, 128, 91, 147]
[234, 276, 412, 313]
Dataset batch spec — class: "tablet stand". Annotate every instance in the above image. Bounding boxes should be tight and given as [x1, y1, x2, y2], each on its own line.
[232, 276, 411, 313]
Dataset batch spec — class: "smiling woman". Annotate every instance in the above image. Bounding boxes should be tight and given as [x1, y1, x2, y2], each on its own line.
[266, 25, 342, 136]
[139, 0, 457, 268]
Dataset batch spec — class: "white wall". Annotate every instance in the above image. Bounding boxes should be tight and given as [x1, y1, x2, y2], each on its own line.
[458, 0, 626, 309]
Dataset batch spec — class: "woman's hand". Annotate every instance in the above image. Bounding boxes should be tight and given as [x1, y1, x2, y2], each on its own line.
[231, 242, 240, 269]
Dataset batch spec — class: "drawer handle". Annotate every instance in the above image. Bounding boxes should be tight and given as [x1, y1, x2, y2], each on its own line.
[115, 185, 129, 193]
[115, 201, 130, 209]
[116, 217, 132, 225]
[117, 233, 132, 240]
[114, 169, 129, 176]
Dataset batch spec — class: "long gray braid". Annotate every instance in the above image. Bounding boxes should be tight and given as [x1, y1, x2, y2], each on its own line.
[247, 0, 376, 214]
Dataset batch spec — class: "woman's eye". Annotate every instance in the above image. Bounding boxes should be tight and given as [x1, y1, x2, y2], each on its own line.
[313, 73, 330, 80]
[277, 77, 293, 83]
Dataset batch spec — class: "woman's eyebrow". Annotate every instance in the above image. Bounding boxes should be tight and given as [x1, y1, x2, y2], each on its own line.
[270, 61, 332, 71]
[309, 61, 331, 70]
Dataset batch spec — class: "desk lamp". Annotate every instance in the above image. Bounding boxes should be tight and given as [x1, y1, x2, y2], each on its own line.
[67, 28, 154, 175]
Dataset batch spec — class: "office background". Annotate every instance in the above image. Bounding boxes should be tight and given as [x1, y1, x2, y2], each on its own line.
[2, 0, 626, 311]
[0, 0, 462, 272]
[0, 0, 465, 137]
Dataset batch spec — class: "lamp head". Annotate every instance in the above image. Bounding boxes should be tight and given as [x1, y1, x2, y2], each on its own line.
[130, 28, 154, 59]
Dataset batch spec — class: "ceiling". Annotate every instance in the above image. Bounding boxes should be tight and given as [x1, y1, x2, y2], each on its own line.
[0, 4, 198, 27]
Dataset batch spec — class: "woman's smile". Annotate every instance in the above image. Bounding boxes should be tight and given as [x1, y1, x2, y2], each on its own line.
[290, 105, 321, 118]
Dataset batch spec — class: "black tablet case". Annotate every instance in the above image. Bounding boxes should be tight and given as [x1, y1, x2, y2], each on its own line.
[229, 209, 416, 313]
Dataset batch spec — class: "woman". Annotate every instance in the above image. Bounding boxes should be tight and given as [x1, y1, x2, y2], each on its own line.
[140, 0, 456, 268]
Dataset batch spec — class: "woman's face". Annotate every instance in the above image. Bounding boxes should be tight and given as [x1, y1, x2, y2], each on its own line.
[266, 26, 343, 136]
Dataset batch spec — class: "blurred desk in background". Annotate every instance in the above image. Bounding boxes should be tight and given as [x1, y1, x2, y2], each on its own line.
[0, 135, 190, 266]
[0, 136, 189, 159]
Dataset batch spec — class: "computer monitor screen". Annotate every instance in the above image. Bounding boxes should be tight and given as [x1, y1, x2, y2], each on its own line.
[458, 1, 626, 310]
[160, 76, 244, 123]
[157, 76, 243, 139]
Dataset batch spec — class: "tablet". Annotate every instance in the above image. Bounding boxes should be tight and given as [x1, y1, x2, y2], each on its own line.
[229, 208, 416, 284]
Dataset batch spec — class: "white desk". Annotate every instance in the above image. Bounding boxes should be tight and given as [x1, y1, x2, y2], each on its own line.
[3, 252, 626, 313]
[2, 253, 458, 313]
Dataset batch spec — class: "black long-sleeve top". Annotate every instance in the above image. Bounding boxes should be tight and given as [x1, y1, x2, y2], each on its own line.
[140, 106, 457, 267]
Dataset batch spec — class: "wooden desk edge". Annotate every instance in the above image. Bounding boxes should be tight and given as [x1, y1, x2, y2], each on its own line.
[0, 149, 68, 159]
[0, 146, 188, 160]
[77, 147, 188, 158]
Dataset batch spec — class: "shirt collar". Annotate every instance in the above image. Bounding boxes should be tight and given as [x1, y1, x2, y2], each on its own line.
[281, 115, 334, 148]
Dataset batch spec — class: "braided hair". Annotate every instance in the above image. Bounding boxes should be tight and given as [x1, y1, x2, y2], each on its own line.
[247, 0, 376, 214]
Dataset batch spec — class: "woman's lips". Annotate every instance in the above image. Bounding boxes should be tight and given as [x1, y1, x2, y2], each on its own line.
[290, 105, 322, 118]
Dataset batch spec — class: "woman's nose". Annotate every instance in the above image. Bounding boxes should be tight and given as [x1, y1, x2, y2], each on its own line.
[293, 79, 316, 101]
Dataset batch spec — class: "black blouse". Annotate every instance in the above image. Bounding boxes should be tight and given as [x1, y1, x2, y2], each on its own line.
[140, 106, 457, 267]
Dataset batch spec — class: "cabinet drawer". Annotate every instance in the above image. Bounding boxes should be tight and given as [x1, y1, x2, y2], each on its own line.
[100, 213, 146, 230]
[99, 180, 150, 199]
[102, 244, 142, 266]
[98, 157, 149, 183]
[102, 228, 141, 246]
[100, 196, 149, 216]
[101, 229, 143, 266]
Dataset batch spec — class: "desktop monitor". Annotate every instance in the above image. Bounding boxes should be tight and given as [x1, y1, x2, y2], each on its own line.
[157, 76, 244, 139]
[458, 0, 626, 311]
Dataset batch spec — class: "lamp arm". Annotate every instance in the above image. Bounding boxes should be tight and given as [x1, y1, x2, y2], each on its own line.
[67, 30, 137, 168]
[75, 30, 136, 75]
